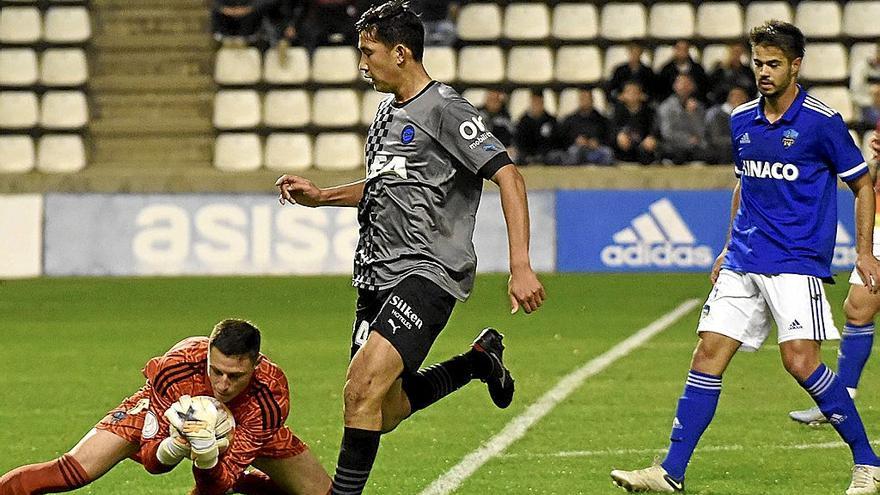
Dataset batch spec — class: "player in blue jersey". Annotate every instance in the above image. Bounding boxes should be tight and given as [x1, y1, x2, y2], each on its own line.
[610, 21, 880, 494]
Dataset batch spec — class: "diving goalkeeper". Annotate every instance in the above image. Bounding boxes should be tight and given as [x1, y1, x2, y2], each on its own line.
[0, 319, 330, 495]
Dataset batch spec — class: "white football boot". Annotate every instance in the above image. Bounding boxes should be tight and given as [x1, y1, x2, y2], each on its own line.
[610, 464, 684, 493]
[788, 405, 828, 426]
[846, 465, 880, 494]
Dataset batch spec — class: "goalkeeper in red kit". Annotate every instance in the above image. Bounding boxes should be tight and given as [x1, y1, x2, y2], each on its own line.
[0, 319, 331, 495]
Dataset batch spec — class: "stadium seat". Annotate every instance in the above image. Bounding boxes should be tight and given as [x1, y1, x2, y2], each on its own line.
[0, 49, 38, 86]
[213, 133, 262, 171]
[0, 7, 41, 44]
[457, 46, 504, 84]
[264, 46, 309, 84]
[264, 133, 312, 171]
[40, 48, 88, 86]
[314, 132, 362, 171]
[213, 90, 261, 130]
[557, 87, 610, 118]
[844, 1, 880, 38]
[457, 3, 502, 41]
[461, 88, 487, 108]
[850, 43, 877, 74]
[649, 3, 696, 40]
[701, 44, 729, 72]
[551, 3, 598, 40]
[312, 89, 360, 128]
[0, 91, 39, 129]
[507, 46, 553, 84]
[795, 1, 842, 38]
[361, 90, 387, 126]
[555, 46, 602, 84]
[0, 135, 35, 173]
[263, 90, 310, 128]
[600, 3, 647, 40]
[504, 3, 550, 40]
[652, 45, 700, 72]
[696, 2, 743, 39]
[799, 43, 847, 82]
[422, 46, 456, 84]
[603, 45, 652, 79]
[745, 1, 793, 31]
[214, 47, 261, 85]
[44, 7, 91, 44]
[36, 134, 86, 173]
[509, 88, 557, 122]
[40, 90, 88, 129]
[311, 46, 359, 84]
[807, 86, 854, 123]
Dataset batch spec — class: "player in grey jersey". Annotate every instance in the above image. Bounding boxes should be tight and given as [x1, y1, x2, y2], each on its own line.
[275, 2, 545, 494]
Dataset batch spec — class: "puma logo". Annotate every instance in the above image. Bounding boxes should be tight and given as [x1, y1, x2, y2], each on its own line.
[387, 319, 401, 334]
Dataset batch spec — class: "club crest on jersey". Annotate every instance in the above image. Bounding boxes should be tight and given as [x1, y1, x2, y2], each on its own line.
[367, 152, 408, 179]
[782, 128, 799, 149]
[400, 125, 415, 144]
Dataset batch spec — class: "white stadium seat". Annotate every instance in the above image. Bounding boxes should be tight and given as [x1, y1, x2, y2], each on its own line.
[807, 86, 854, 123]
[507, 46, 553, 84]
[265, 133, 312, 171]
[551, 3, 598, 40]
[0, 135, 35, 173]
[795, 1, 842, 38]
[0, 7, 41, 44]
[314, 132, 362, 171]
[361, 90, 387, 126]
[44, 7, 91, 43]
[701, 44, 730, 72]
[37, 134, 86, 173]
[649, 3, 695, 40]
[652, 45, 700, 72]
[799, 43, 847, 82]
[555, 46, 602, 84]
[263, 90, 310, 128]
[40, 90, 88, 129]
[457, 3, 502, 41]
[214, 133, 262, 171]
[214, 47, 261, 85]
[850, 43, 877, 74]
[600, 3, 647, 40]
[745, 1, 793, 31]
[509, 88, 557, 123]
[312, 89, 360, 128]
[264, 46, 309, 84]
[213, 90, 261, 130]
[311, 46, 359, 83]
[40, 48, 88, 86]
[0, 49, 38, 86]
[844, 1, 880, 38]
[603, 45, 652, 79]
[457, 46, 504, 84]
[461, 88, 487, 108]
[696, 2, 743, 39]
[423, 46, 456, 84]
[0, 91, 39, 129]
[504, 3, 551, 40]
[556, 87, 610, 118]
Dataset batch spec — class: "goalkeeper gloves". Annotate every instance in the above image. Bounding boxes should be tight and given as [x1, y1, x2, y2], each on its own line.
[164, 395, 220, 469]
[156, 426, 191, 466]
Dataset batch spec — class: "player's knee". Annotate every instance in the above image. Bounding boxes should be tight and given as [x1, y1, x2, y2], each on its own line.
[782, 354, 818, 382]
[843, 295, 874, 325]
[342, 377, 382, 413]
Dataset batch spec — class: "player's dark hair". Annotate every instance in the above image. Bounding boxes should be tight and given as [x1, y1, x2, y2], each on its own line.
[356, 0, 425, 62]
[209, 318, 261, 362]
[749, 20, 806, 62]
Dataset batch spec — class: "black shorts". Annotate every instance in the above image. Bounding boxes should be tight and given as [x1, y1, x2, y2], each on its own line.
[351, 275, 457, 372]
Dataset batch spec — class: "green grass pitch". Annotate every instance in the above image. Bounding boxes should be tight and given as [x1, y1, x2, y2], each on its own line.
[0, 273, 877, 494]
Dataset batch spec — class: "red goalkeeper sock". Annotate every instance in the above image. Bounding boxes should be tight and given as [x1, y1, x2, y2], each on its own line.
[232, 470, 286, 495]
[0, 454, 90, 494]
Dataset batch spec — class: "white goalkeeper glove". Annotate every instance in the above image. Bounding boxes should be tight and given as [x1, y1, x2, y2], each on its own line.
[163, 395, 219, 469]
[156, 425, 191, 466]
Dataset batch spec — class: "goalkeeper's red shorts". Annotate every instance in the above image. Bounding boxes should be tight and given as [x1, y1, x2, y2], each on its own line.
[95, 386, 308, 465]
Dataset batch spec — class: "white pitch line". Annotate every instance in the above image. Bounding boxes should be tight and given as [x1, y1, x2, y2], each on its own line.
[418, 298, 702, 495]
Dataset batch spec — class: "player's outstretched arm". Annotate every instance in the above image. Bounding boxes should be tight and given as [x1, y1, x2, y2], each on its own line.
[492, 164, 546, 314]
[848, 173, 880, 293]
[275, 175, 365, 207]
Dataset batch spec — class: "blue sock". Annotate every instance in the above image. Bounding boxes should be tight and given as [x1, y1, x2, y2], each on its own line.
[661, 370, 721, 480]
[838, 322, 874, 391]
[803, 364, 879, 466]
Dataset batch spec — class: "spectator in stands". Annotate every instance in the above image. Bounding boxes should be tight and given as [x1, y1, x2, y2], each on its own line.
[705, 86, 750, 164]
[657, 73, 709, 164]
[558, 88, 614, 165]
[851, 42, 880, 119]
[861, 84, 880, 129]
[514, 89, 562, 165]
[611, 80, 658, 165]
[707, 42, 756, 105]
[606, 42, 658, 102]
[296, 0, 360, 51]
[212, 0, 267, 45]
[658, 39, 709, 103]
[410, 0, 458, 46]
[478, 88, 514, 148]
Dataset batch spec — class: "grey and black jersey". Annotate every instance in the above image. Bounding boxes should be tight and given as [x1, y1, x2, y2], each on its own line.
[352, 81, 511, 300]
